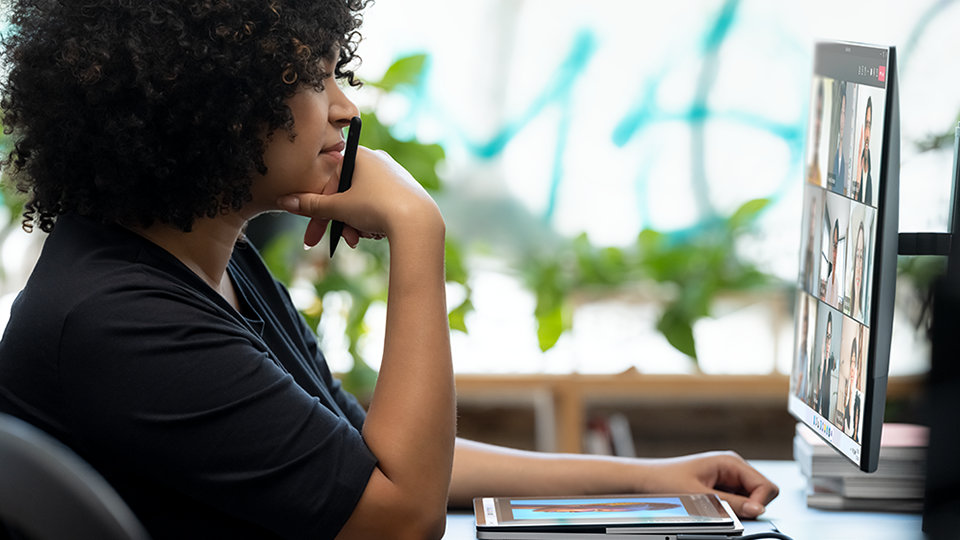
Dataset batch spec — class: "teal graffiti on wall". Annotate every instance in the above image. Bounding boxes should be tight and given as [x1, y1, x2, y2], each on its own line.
[388, 0, 958, 240]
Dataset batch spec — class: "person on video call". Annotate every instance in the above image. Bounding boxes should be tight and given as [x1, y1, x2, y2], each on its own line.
[852, 327, 866, 443]
[806, 80, 824, 187]
[850, 222, 866, 321]
[792, 297, 811, 405]
[0, 2, 778, 538]
[842, 338, 859, 439]
[822, 219, 840, 307]
[835, 337, 851, 432]
[853, 96, 873, 204]
[829, 81, 847, 194]
[817, 314, 836, 419]
[802, 202, 819, 296]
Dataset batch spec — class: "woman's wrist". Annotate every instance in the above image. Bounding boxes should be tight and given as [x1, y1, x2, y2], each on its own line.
[582, 455, 655, 494]
[513, 452, 653, 496]
[382, 197, 445, 242]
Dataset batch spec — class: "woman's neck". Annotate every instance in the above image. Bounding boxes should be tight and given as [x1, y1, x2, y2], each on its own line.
[131, 214, 247, 300]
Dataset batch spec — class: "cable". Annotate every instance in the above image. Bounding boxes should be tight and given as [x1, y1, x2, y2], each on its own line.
[678, 533, 794, 540]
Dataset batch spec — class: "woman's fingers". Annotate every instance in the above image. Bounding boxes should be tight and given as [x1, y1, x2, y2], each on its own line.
[303, 217, 329, 248]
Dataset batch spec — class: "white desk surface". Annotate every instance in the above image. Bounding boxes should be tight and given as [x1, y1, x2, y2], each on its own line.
[443, 460, 924, 540]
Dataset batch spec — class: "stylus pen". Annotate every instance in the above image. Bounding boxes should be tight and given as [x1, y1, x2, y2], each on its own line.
[329, 116, 362, 258]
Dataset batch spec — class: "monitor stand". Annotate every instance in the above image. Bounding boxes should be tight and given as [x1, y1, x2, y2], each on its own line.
[900, 120, 960, 259]
[922, 270, 960, 538]
[915, 123, 960, 537]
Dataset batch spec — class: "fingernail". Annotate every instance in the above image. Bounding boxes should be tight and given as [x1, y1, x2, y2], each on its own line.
[743, 502, 765, 517]
[303, 243, 312, 251]
[277, 195, 300, 212]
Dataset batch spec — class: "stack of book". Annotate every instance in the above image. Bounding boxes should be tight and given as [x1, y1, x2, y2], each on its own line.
[584, 413, 636, 457]
[793, 422, 928, 512]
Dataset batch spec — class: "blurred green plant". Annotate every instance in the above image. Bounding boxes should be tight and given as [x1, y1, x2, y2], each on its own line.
[914, 112, 960, 153]
[262, 53, 782, 387]
[0, 121, 21, 223]
[264, 52, 779, 387]
[0, 51, 784, 381]
[901, 114, 960, 331]
[523, 198, 774, 360]
[897, 255, 947, 332]
[0, 118, 27, 286]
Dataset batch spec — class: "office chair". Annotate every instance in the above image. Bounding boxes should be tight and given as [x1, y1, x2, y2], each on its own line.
[0, 413, 151, 540]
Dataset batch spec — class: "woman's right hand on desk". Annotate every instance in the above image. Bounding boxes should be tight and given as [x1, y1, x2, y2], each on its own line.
[277, 146, 444, 249]
[640, 451, 780, 519]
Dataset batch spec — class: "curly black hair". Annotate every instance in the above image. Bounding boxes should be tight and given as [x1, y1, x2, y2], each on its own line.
[1, 0, 369, 233]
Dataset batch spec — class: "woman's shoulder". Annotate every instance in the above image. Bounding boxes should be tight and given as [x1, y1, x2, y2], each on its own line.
[13, 215, 236, 336]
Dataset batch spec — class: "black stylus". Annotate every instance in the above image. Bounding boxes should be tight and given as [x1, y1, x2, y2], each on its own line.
[329, 116, 361, 258]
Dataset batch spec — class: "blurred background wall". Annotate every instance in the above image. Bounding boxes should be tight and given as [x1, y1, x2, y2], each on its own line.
[325, 0, 959, 376]
[2, 0, 957, 379]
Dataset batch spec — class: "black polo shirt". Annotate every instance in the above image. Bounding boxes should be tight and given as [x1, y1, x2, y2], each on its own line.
[0, 214, 376, 539]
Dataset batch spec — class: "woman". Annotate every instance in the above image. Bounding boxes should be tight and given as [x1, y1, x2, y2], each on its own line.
[851, 222, 866, 321]
[822, 219, 841, 307]
[0, 1, 777, 538]
[842, 338, 858, 439]
[854, 97, 873, 205]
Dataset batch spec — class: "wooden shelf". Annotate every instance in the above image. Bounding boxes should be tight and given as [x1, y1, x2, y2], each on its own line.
[454, 371, 926, 454]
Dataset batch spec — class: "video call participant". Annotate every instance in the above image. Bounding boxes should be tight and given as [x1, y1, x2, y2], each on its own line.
[822, 219, 841, 307]
[843, 338, 859, 439]
[801, 199, 819, 295]
[806, 80, 825, 187]
[848, 327, 866, 443]
[829, 81, 847, 194]
[850, 222, 866, 321]
[853, 96, 873, 205]
[854, 327, 866, 442]
[792, 296, 812, 406]
[0, 1, 779, 538]
[816, 313, 837, 419]
[835, 340, 848, 429]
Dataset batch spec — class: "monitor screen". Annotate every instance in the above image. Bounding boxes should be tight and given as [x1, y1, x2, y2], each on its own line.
[789, 41, 899, 472]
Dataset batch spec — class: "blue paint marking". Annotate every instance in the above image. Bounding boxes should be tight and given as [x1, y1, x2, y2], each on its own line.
[378, 1, 943, 236]
[466, 29, 597, 160]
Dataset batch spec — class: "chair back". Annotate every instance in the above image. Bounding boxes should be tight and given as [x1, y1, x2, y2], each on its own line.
[0, 413, 150, 540]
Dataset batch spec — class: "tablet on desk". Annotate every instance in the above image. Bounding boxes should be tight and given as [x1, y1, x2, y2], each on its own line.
[473, 493, 743, 539]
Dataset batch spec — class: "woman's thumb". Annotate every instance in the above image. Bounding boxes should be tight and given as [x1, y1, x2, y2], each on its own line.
[278, 192, 336, 218]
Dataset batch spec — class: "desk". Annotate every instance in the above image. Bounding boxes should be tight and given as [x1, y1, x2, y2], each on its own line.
[442, 460, 924, 540]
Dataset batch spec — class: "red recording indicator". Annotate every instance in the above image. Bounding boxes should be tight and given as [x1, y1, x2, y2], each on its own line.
[878, 65, 886, 82]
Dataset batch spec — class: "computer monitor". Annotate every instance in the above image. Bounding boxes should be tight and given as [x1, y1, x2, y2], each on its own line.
[789, 41, 899, 473]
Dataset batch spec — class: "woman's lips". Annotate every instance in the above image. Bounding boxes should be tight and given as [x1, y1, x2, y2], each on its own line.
[320, 140, 345, 156]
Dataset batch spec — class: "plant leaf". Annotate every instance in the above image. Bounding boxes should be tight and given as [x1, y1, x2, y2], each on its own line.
[536, 303, 567, 352]
[448, 298, 474, 333]
[358, 112, 445, 192]
[656, 306, 697, 359]
[445, 239, 469, 284]
[368, 54, 428, 92]
[259, 229, 303, 285]
[728, 197, 770, 231]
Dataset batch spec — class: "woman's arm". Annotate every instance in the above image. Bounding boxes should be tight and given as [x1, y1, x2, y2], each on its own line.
[449, 438, 779, 519]
[280, 147, 455, 539]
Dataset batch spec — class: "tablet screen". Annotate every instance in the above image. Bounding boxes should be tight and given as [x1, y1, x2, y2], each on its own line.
[475, 493, 731, 529]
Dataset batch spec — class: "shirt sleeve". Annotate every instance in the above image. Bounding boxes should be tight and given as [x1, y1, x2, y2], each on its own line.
[243, 239, 370, 433]
[292, 302, 370, 432]
[58, 284, 377, 539]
